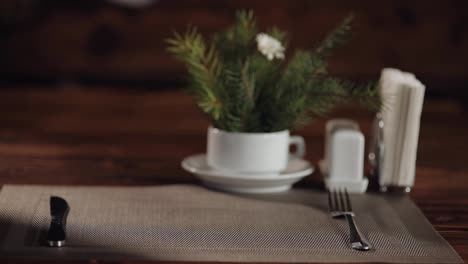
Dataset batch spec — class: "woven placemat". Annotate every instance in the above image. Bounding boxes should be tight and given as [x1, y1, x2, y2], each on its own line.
[0, 184, 462, 263]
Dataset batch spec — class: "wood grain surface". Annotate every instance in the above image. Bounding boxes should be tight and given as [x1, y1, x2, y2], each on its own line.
[0, 85, 467, 263]
[1, 0, 468, 96]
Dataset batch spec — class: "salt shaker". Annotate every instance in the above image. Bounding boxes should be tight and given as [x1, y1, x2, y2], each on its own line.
[322, 119, 360, 174]
[323, 120, 368, 193]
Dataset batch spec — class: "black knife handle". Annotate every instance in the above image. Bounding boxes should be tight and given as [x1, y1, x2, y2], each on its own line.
[47, 220, 66, 247]
[47, 196, 69, 247]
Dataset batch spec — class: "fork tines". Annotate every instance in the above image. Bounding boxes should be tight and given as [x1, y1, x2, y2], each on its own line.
[328, 188, 354, 216]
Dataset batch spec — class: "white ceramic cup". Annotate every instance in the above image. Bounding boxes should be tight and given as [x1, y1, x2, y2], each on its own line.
[206, 127, 305, 175]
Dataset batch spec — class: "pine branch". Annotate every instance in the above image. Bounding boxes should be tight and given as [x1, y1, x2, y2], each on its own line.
[293, 78, 381, 129]
[267, 50, 330, 130]
[218, 60, 257, 131]
[343, 80, 382, 111]
[315, 13, 354, 59]
[241, 60, 255, 103]
[214, 9, 257, 62]
[167, 11, 381, 133]
[166, 26, 223, 122]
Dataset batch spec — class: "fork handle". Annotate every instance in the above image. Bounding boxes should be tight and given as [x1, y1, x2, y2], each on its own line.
[345, 214, 372, 251]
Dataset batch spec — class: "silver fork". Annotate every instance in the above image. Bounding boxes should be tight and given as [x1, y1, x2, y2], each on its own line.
[328, 189, 373, 251]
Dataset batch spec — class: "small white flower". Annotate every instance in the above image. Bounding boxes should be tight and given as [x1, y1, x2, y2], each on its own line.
[256, 33, 285, 61]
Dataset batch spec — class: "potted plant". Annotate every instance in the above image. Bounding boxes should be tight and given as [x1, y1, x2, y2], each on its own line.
[170, 10, 381, 190]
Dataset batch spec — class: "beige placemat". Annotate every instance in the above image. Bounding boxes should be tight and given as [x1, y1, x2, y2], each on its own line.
[0, 184, 462, 263]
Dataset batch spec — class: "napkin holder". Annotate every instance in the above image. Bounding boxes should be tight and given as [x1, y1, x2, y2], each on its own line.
[321, 119, 368, 193]
[371, 68, 425, 193]
[368, 113, 412, 193]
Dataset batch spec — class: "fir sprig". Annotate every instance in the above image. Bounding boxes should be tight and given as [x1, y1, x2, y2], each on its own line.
[167, 10, 381, 132]
[315, 13, 354, 59]
[166, 27, 223, 123]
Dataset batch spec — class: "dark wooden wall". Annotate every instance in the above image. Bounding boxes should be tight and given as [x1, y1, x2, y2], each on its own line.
[0, 0, 467, 98]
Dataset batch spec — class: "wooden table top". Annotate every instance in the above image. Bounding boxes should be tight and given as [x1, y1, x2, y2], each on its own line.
[0, 86, 467, 263]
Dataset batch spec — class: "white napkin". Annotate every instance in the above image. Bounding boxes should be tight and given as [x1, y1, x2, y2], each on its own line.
[380, 68, 425, 187]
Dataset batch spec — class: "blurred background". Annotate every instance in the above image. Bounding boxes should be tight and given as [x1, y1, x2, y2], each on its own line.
[0, 0, 467, 102]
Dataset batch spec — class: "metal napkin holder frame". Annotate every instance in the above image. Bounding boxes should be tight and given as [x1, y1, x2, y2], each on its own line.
[368, 113, 412, 193]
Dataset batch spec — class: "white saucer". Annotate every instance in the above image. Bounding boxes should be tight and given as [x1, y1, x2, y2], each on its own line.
[181, 154, 314, 194]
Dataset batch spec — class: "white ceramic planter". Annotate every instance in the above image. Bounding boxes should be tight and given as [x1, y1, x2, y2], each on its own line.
[206, 127, 305, 175]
